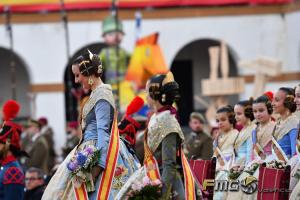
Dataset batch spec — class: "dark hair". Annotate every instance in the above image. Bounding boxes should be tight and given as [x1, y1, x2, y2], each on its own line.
[236, 98, 254, 121]
[26, 167, 45, 180]
[279, 87, 296, 113]
[73, 50, 103, 77]
[217, 105, 236, 126]
[253, 95, 273, 114]
[148, 74, 180, 106]
[29, 119, 42, 130]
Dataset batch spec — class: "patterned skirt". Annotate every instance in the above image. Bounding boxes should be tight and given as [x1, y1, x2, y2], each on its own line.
[42, 139, 140, 200]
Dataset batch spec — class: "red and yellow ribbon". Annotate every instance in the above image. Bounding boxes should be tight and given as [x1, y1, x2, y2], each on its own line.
[143, 130, 161, 181]
[181, 149, 196, 200]
[96, 112, 120, 200]
[74, 112, 120, 200]
[144, 130, 196, 199]
[74, 183, 88, 200]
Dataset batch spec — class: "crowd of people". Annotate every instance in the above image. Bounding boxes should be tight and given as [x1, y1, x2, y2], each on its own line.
[0, 50, 300, 200]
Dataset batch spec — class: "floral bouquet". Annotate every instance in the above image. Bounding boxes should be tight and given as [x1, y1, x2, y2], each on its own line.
[126, 176, 162, 200]
[228, 165, 244, 180]
[266, 160, 287, 169]
[244, 160, 264, 175]
[67, 145, 100, 192]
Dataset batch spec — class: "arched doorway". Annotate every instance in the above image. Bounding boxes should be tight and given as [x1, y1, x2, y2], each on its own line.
[0, 47, 31, 118]
[64, 43, 106, 122]
[170, 39, 239, 126]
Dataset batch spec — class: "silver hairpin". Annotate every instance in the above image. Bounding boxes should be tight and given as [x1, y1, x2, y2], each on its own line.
[87, 49, 93, 61]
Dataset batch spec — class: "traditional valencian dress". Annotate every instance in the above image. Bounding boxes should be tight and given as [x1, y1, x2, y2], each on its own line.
[289, 129, 300, 200]
[269, 114, 298, 162]
[116, 107, 197, 200]
[288, 111, 300, 198]
[265, 114, 297, 200]
[225, 122, 255, 200]
[213, 128, 238, 200]
[42, 84, 140, 200]
[234, 122, 255, 166]
[294, 110, 300, 120]
[251, 120, 274, 161]
[229, 120, 275, 200]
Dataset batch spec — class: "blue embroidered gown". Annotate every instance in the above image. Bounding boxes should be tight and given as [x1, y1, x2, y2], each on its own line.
[42, 84, 140, 200]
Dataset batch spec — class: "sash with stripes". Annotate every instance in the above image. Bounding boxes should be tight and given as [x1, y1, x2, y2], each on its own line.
[181, 148, 196, 200]
[271, 136, 288, 163]
[143, 129, 161, 181]
[143, 130, 196, 199]
[252, 127, 265, 158]
[213, 147, 227, 167]
[74, 112, 120, 200]
[96, 112, 120, 200]
[73, 182, 88, 200]
[271, 124, 288, 163]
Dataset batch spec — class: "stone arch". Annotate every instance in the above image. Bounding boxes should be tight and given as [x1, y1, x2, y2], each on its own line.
[170, 38, 240, 126]
[0, 47, 31, 118]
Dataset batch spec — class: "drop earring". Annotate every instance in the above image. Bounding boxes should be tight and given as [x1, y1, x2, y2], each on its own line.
[88, 77, 94, 86]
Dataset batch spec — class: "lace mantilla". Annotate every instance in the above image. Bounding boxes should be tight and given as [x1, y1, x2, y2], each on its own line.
[147, 110, 184, 152]
[274, 114, 298, 141]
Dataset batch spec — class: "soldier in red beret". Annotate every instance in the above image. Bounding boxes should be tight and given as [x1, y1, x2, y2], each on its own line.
[0, 100, 25, 200]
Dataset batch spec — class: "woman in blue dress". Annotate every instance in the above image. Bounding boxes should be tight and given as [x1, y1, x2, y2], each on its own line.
[233, 99, 255, 167]
[270, 87, 298, 162]
[42, 50, 140, 200]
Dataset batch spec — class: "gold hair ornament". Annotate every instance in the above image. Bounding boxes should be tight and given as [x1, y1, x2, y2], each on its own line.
[162, 71, 175, 86]
[88, 77, 94, 86]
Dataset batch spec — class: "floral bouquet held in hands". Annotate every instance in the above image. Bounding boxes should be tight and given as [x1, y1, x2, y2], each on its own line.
[67, 146, 100, 192]
[266, 160, 287, 169]
[228, 165, 244, 180]
[244, 160, 263, 176]
[126, 176, 162, 200]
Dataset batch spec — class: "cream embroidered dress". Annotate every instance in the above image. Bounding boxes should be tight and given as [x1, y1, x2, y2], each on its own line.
[42, 84, 140, 200]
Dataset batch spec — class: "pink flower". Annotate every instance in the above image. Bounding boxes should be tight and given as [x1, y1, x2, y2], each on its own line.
[115, 166, 125, 177]
[151, 179, 162, 186]
[142, 176, 151, 186]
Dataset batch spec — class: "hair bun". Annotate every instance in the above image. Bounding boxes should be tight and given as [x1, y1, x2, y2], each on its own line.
[225, 105, 234, 112]
[249, 97, 254, 104]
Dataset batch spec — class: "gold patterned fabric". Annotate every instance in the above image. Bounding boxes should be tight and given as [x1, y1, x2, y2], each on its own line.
[234, 122, 256, 150]
[81, 84, 115, 129]
[294, 110, 300, 120]
[273, 114, 298, 141]
[216, 129, 239, 153]
[147, 110, 184, 153]
[256, 120, 276, 148]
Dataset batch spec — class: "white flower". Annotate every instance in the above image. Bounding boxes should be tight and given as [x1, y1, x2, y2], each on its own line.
[77, 171, 87, 181]
[132, 182, 142, 191]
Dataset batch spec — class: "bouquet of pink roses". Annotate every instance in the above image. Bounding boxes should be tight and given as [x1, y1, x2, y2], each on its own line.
[126, 176, 162, 200]
[67, 145, 100, 191]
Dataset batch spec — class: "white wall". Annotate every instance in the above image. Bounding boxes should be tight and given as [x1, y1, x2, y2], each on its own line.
[1, 10, 299, 152]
